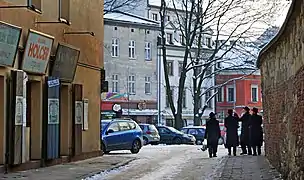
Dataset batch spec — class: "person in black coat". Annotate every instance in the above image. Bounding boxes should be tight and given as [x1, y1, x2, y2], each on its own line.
[249, 107, 263, 156]
[205, 112, 221, 158]
[224, 109, 239, 156]
[239, 106, 252, 155]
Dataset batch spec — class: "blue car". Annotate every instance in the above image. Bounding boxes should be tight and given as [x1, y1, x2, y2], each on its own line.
[101, 119, 143, 154]
[181, 126, 206, 145]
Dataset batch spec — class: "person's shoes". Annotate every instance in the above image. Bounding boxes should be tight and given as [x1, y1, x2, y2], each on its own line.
[248, 152, 252, 155]
[233, 153, 237, 156]
[253, 153, 257, 156]
[240, 152, 247, 155]
[228, 153, 231, 156]
[213, 154, 217, 157]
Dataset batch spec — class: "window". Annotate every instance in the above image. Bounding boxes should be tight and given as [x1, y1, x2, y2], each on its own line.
[166, 88, 174, 108]
[131, 28, 134, 32]
[158, 127, 170, 134]
[216, 87, 223, 102]
[129, 40, 135, 58]
[112, 74, 118, 93]
[205, 66, 212, 77]
[182, 90, 186, 108]
[118, 122, 131, 131]
[145, 42, 151, 60]
[107, 122, 119, 132]
[114, 27, 117, 30]
[166, 15, 171, 21]
[227, 86, 235, 102]
[152, 13, 158, 21]
[167, 33, 173, 44]
[251, 85, 258, 102]
[167, 61, 173, 76]
[128, 122, 136, 129]
[145, 76, 151, 94]
[179, 34, 185, 45]
[59, 0, 70, 23]
[205, 90, 212, 108]
[111, 38, 119, 57]
[178, 62, 183, 76]
[28, 0, 41, 12]
[206, 37, 211, 47]
[128, 75, 136, 94]
[188, 129, 198, 135]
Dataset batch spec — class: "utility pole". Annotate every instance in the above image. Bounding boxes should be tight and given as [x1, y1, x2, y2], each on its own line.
[157, 37, 162, 125]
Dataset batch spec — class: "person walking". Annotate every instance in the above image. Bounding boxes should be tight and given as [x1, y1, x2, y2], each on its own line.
[224, 109, 239, 156]
[249, 107, 263, 156]
[239, 106, 252, 155]
[204, 112, 221, 158]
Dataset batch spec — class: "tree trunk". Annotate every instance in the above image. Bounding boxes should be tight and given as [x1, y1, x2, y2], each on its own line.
[193, 92, 201, 126]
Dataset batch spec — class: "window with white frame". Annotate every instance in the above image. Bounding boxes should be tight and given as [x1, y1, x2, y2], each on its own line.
[227, 86, 235, 102]
[216, 87, 223, 102]
[166, 15, 171, 21]
[145, 42, 151, 60]
[112, 74, 118, 93]
[206, 37, 212, 47]
[205, 90, 212, 108]
[178, 61, 183, 76]
[128, 40, 135, 58]
[179, 34, 185, 45]
[251, 85, 258, 102]
[152, 13, 158, 21]
[167, 61, 173, 76]
[145, 76, 151, 94]
[128, 75, 136, 94]
[111, 38, 119, 57]
[167, 33, 173, 44]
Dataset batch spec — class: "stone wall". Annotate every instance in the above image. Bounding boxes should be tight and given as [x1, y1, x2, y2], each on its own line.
[258, 1, 304, 179]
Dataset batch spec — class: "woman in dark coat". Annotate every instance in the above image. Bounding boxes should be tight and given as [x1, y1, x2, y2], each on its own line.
[249, 107, 263, 156]
[205, 112, 221, 158]
[224, 109, 239, 156]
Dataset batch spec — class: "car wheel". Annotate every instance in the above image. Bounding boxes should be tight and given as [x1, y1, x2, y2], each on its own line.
[173, 137, 182, 144]
[196, 140, 202, 145]
[218, 137, 224, 145]
[143, 137, 149, 145]
[102, 143, 110, 154]
[130, 139, 141, 154]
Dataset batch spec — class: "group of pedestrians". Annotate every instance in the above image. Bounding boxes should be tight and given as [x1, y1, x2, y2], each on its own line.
[204, 106, 263, 158]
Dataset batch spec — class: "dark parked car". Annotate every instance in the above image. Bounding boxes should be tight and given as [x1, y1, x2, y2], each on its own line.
[156, 125, 196, 145]
[101, 119, 143, 154]
[181, 126, 206, 145]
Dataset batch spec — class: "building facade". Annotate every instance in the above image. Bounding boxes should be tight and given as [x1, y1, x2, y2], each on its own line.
[0, 0, 103, 172]
[257, 0, 304, 179]
[102, 11, 160, 124]
[215, 69, 262, 121]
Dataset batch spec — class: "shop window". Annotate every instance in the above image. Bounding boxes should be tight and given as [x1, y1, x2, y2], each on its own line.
[59, 0, 70, 23]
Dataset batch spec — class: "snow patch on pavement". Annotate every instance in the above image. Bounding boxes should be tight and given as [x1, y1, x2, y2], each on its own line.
[83, 164, 132, 180]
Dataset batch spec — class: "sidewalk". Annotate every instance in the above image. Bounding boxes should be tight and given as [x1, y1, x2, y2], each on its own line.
[0, 155, 136, 180]
[218, 154, 282, 180]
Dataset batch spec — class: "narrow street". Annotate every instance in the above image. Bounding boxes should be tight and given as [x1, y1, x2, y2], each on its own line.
[86, 145, 228, 180]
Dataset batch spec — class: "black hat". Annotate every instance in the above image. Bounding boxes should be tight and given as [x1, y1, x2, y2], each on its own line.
[243, 106, 250, 111]
[252, 107, 258, 113]
[209, 112, 216, 117]
[228, 109, 233, 115]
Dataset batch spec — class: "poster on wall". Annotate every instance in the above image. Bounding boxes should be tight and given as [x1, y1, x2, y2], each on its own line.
[51, 43, 80, 82]
[15, 96, 23, 125]
[48, 98, 60, 125]
[0, 21, 22, 67]
[21, 29, 54, 74]
[75, 101, 83, 125]
[83, 99, 89, 130]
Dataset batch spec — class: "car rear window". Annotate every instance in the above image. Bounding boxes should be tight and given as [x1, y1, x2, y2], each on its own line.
[148, 125, 157, 131]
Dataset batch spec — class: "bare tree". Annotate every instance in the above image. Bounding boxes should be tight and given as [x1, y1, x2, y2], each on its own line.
[104, 0, 143, 14]
[159, 0, 288, 128]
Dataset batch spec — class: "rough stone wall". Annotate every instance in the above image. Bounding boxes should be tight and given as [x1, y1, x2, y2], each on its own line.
[259, 1, 304, 179]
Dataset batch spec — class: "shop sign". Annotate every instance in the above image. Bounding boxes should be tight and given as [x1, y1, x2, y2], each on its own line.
[0, 21, 21, 67]
[51, 43, 80, 82]
[22, 30, 54, 74]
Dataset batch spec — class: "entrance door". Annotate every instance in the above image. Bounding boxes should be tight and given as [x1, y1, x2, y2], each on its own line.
[72, 84, 83, 156]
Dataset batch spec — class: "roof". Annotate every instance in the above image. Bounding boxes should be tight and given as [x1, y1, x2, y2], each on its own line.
[104, 11, 159, 27]
[256, 0, 296, 68]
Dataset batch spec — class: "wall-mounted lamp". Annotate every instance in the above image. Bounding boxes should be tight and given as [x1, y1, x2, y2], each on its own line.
[63, 30, 95, 36]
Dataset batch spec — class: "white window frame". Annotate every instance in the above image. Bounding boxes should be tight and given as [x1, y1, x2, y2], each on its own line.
[205, 90, 212, 108]
[145, 76, 151, 94]
[166, 33, 173, 44]
[217, 87, 224, 102]
[226, 85, 235, 102]
[112, 74, 118, 93]
[128, 40, 136, 59]
[145, 42, 151, 60]
[251, 85, 259, 102]
[111, 38, 119, 57]
[152, 13, 158, 21]
[128, 75, 136, 94]
[206, 37, 211, 47]
[179, 34, 184, 45]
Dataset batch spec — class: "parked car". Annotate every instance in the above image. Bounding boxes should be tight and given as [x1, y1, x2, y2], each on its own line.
[139, 124, 160, 145]
[101, 119, 143, 154]
[180, 126, 205, 145]
[156, 125, 196, 145]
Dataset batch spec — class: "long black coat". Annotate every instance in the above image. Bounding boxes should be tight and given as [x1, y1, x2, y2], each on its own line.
[224, 115, 239, 147]
[205, 118, 221, 146]
[239, 112, 251, 145]
[249, 114, 263, 146]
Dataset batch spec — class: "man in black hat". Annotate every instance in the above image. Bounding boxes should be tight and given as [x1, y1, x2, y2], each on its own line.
[249, 107, 263, 156]
[205, 112, 221, 158]
[224, 109, 239, 156]
[239, 106, 252, 155]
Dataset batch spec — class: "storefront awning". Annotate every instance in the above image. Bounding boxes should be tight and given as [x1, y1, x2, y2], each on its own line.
[122, 109, 158, 116]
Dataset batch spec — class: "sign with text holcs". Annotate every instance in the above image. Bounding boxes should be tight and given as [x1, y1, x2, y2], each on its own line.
[21, 30, 54, 74]
[0, 21, 21, 67]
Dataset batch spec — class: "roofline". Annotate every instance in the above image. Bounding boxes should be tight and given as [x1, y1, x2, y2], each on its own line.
[148, 4, 186, 13]
[256, 0, 295, 68]
[104, 19, 161, 30]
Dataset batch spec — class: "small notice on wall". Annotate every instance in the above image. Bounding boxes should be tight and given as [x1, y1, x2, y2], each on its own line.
[48, 98, 59, 125]
[83, 99, 89, 130]
[75, 101, 83, 125]
[15, 96, 23, 126]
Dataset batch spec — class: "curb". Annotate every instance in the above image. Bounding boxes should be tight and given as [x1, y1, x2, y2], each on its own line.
[79, 157, 137, 179]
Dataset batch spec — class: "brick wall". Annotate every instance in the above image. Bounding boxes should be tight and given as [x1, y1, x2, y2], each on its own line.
[258, 1, 304, 179]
